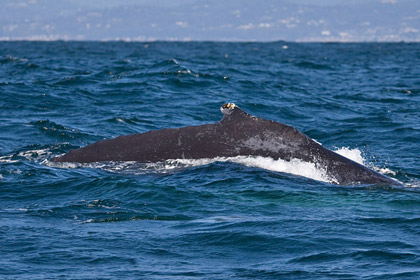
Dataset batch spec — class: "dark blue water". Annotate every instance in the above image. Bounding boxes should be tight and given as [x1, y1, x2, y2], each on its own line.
[1, 41, 420, 279]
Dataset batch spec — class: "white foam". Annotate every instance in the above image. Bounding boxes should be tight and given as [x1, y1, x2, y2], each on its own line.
[18, 148, 51, 160]
[405, 181, 420, 188]
[1, 148, 52, 163]
[0, 155, 17, 163]
[334, 147, 365, 165]
[49, 155, 335, 183]
[86, 199, 118, 209]
[169, 58, 179, 65]
[373, 167, 397, 176]
[44, 160, 85, 169]
[176, 68, 199, 77]
[334, 146, 399, 179]
[44, 146, 401, 186]
[2, 208, 28, 212]
[158, 156, 337, 184]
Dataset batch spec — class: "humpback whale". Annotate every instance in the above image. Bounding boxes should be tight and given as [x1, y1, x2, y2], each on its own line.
[52, 103, 397, 185]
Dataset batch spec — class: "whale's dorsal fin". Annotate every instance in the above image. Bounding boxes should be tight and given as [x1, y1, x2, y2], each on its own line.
[220, 103, 253, 123]
[220, 103, 237, 116]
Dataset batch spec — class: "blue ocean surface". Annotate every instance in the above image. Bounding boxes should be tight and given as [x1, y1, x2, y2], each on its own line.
[1, 41, 420, 279]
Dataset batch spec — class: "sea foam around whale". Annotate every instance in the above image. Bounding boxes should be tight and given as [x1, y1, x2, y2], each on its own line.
[43, 147, 392, 185]
[0, 144, 400, 186]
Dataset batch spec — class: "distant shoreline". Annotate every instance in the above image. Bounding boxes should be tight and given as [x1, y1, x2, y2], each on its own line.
[0, 39, 419, 43]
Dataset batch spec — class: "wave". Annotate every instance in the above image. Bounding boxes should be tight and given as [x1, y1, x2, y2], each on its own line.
[294, 61, 334, 70]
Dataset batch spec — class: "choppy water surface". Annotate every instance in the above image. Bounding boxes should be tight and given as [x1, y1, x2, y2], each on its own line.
[1, 41, 420, 279]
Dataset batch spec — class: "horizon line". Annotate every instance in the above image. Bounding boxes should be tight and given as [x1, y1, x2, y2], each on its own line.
[1, 38, 419, 44]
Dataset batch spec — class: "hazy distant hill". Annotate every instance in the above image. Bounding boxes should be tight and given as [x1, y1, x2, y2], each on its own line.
[1, 0, 419, 41]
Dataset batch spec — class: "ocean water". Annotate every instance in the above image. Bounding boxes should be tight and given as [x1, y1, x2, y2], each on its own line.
[1, 41, 420, 279]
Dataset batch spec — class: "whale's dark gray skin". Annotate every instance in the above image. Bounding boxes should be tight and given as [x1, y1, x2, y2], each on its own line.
[52, 103, 398, 185]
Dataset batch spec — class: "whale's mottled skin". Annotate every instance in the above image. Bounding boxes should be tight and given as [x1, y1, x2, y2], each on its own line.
[51, 103, 398, 185]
